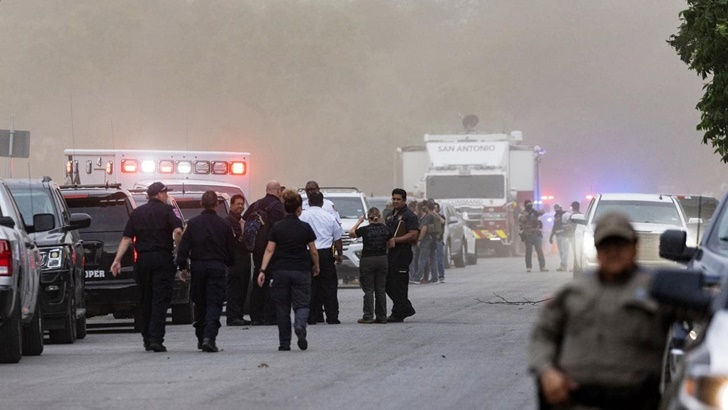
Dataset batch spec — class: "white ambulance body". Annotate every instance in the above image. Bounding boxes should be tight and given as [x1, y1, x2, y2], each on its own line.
[63, 149, 251, 202]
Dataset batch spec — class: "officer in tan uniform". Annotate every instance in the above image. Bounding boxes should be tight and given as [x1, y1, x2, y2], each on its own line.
[529, 212, 671, 409]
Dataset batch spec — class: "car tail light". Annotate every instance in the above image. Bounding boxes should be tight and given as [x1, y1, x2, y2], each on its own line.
[159, 160, 174, 174]
[121, 159, 138, 173]
[230, 161, 246, 175]
[0, 240, 13, 276]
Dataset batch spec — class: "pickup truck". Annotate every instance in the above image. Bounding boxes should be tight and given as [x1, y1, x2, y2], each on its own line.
[0, 179, 46, 363]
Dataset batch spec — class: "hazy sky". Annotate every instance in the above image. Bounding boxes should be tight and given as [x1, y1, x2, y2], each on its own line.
[0, 1, 724, 202]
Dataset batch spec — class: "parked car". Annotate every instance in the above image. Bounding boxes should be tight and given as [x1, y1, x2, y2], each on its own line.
[439, 201, 468, 268]
[6, 177, 91, 344]
[0, 179, 45, 363]
[656, 189, 728, 395]
[650, 268, 728, 410]
[61, 184, 194, 325]
[672, 194, 719, 246]
[572, 193, 690, 275]
[367, 195, 393, 219]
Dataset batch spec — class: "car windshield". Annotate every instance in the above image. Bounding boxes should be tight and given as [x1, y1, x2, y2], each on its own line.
[593, 200, 682, 225]
[327, 197, 366, 219]
[64, 195, 133, 233]
[9, 186, 56, 226]
[176, 198, 227, 219]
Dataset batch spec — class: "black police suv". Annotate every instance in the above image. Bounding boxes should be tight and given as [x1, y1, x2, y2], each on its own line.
[61, 184, 194, 325]
[6, 177, 91, 344]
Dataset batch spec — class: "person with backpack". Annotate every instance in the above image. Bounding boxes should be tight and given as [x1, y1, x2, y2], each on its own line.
[242, 180, 286, 326]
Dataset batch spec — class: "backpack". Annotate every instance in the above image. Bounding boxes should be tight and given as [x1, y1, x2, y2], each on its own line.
[243, 201, 278, 252]
[427, 214, 443, 239]
[561, 212, 576, 235]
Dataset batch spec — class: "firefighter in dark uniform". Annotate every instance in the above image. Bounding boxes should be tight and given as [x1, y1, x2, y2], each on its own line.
[225, 194, 252, 326]
[176, 191, 236, 353]
[385, 188, 419, 322]
[111, 182, 183, 353]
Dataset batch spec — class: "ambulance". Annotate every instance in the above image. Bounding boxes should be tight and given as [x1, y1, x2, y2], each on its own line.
[63, 149, 251, 203]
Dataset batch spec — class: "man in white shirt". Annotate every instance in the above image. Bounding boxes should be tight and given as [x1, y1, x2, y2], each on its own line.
[300, 191, 343, 324]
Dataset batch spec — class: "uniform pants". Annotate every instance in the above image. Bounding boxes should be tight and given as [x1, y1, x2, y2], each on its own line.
[386, 246, 415, 319]
[251, 250, 276, 323]
[225, 249, 251, 322]
[359, 255, 388, 320]
[310, 249, 339, 323]
[435, 240, 445, 281]
[135, 252, 176, 344]
[524, 234, 546, 270]
[269, 269, 311, 348]
[190, 261, 226, 342]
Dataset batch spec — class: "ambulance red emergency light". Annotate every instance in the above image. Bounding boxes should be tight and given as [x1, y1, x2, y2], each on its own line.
[63, 149, 251, 202]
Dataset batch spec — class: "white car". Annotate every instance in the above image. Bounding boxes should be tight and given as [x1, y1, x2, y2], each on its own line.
[572, 193, 690, 275]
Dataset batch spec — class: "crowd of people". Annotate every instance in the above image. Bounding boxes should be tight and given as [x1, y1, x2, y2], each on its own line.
[518, 199, 582, 273]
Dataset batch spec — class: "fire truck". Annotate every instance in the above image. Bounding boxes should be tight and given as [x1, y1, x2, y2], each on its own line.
[399, 131, 539, 256]
[63, 149, 251, 202]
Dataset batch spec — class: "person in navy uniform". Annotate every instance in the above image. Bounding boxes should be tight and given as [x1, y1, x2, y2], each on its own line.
[111, 182, 184, 353]
[176, 191, 235, 352]
[225, 194, 252, 326]
[384, 188, 419, 322]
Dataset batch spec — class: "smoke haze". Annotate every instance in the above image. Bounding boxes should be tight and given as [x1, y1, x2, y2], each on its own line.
[0, 1, 724, 201]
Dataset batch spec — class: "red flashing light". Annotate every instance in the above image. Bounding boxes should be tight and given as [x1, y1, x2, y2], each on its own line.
[159, 160, 174, 174]
[230, 161, 246, 175]
[121, 159, 138, 173]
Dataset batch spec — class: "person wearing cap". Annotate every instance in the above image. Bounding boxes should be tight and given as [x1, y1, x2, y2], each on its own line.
[518, 199, 548, 272]
[111, 182, 184, 352]
[529, 212, 671, 409]
[176, 191, 235, 352]
[549, 204, 569, 272]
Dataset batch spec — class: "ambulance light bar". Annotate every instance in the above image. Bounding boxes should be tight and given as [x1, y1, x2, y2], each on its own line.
[84, 158, 247, 176]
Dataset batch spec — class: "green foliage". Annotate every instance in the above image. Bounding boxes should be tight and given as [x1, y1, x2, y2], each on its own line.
[669, 0, 728, 161]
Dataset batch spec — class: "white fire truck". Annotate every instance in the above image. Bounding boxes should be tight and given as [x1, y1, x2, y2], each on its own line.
[63, 149, 251, 202]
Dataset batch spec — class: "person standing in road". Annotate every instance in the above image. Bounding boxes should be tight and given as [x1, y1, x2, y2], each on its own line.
[111, 182, 184, 353]
[385, 188, 419, 323]
[350, 207, 392, 324]
[300, 191, 342, 325]
[548, 204, 569, 272]
[432, 202, 446, 283]
[518, 199, 548, 272]
[225, 194, 252, 326]
[243, 180, 286, 326]
[562, 201, 582, 272]
[256, 189, 319, 351]
[413, 201, 440, 284]
[176, 191, 235, 353]
[302, 181, 346, 283]
[529, 212, 670, 409]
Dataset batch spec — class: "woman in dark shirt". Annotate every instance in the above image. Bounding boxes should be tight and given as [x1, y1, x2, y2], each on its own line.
[349, 207, 392, 324]
[257, 189, 319, 351]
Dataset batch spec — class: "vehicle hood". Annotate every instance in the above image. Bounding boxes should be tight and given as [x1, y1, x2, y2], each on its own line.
[631, 222, 684, 234]
[30, 230, 66, 247]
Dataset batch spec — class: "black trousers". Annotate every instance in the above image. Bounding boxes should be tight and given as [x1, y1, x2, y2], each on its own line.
[134, 252, 175, 344]
[309, 249, 339, 323]
[190, 261, 227, 342]
[250, 250, 276, 323]
[225, 249, 251, 322]
[269, 269, 311, 348]
[386, 246, 415, 319]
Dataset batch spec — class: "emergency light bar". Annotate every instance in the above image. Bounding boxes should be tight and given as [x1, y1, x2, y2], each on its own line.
[113, 158, 247, 176]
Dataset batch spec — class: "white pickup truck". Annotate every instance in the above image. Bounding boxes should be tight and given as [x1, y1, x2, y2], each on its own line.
[0, 180, 45, 363]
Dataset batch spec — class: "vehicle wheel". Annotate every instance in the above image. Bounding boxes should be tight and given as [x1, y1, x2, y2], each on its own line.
[444, 241, 452, 269]
[76, 315, 87, 340]
[22, 295, 43, 356]
[454, 242, 466, 268]
[49, 296, 77, 344]
[0, 295, 23, 363]
[467, 244, 478, 265]
[171, 301, 194, 325]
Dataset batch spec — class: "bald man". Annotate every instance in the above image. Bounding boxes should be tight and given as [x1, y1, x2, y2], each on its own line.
[242, 180, 286, 326]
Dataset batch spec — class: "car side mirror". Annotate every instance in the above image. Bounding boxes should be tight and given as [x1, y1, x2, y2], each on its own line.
[659, 229, 695, 262]
[570, 214, 587, 225]
[650, 268, 712, 315]
[32, 213, 55, 232]
[448, 215, 458, 224]
[69, 213, 92, 230]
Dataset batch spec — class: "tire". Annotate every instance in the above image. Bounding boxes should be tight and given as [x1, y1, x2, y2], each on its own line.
[76, 315, 87, 340]
[22, 295, 44, 356]
[0, 295, 23, 363]
[467, 245, 478, 265]
[171, 301, 194, 325]
[454, 242, 466, 268]
[49, 296, 77, 344]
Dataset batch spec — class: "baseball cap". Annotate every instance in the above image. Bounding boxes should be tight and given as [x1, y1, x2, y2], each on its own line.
[554, 204, 562, 210]
[146, 182, 170, 196]
[593, 212, 636, 246]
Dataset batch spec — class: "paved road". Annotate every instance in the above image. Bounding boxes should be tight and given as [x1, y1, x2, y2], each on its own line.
[0, 254, 569, 410]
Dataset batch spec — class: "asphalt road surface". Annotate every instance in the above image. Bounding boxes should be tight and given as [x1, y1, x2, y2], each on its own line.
[1, 254, 569, 410]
